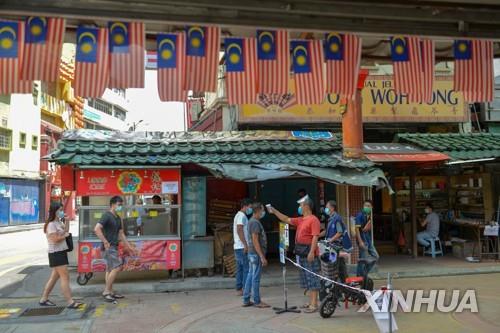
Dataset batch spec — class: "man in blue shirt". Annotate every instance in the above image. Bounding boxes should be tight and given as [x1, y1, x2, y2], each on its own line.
[355, 200, 379, 276]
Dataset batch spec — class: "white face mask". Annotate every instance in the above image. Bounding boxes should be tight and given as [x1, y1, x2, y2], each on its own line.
[425, 208, 431, 214]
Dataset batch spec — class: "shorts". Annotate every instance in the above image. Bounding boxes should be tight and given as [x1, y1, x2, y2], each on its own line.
[48, 251, 69, 268]
[103, 246, 122, 272]
[298, 256, 321, 291]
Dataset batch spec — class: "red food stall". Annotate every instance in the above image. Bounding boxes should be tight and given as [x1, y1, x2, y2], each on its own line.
[62, 166, 182, 285]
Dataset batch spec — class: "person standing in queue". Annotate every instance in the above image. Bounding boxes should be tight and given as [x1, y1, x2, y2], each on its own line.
[94, 196, 137, 302]
[40, 202, 84, 309]
[355, 200, 379, 276]
[233, 198, 253, 295]
[269, 195, 321, 313]
[243, 202, 270, 308]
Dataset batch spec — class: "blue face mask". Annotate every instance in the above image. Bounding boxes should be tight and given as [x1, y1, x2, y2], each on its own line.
[260, 211, 266, 219]
[57, 210, 65, 219]
[115, 205, 123, 212]
[324, 207, 331, 215]
[298, 206, 303, 216]
[246, 208, 253, 215]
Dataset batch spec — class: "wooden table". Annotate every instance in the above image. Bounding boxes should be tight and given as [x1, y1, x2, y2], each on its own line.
[444, 219, 499, 260]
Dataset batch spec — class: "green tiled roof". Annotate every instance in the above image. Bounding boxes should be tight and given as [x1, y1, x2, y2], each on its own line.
[49, 130, 373, 169]
[395, 133, 500, 160]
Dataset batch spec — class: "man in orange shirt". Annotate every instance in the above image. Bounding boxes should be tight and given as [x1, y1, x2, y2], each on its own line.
[269, 195, 321, 313]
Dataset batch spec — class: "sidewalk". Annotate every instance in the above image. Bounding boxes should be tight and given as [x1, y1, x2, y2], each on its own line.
[0, 223, 45, 235]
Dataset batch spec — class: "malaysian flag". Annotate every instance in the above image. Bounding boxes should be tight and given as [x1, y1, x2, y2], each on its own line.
[21, 17, 65, 82]
[109, 21, 145, 88]
[184, 26, 220, 93]
[225, 37, 257, 105]
[391, 36, 423, 103]
[157, 32, 187, 102]
[454, 39, 494, 103]
[74, 26, 109, 98]
[291, 40, 325, 105]
[0, 20, 32, 94]
[256, 30, 289, 94]
[325, 33, 362, 100]
[411, 39, 435, 103]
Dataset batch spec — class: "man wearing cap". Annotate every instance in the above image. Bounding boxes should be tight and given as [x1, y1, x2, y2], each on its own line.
[269, 195, 321, 313]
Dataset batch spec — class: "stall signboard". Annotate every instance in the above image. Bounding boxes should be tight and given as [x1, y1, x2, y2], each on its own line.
[239, 75, 468, 123]
[76, 169, 181, 196]
[78, 240, 181, 272]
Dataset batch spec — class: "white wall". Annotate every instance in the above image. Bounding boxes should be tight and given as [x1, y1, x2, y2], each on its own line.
[6, 94, 41, 178]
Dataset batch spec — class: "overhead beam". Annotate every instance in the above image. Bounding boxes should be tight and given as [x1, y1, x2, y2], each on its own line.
[2, 0, 500, 38]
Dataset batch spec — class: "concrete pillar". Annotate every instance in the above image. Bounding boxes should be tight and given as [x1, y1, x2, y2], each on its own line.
[342, 90, 364, 159]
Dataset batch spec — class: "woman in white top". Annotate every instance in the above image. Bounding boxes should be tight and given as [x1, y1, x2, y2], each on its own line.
[39, 202, 83, 309]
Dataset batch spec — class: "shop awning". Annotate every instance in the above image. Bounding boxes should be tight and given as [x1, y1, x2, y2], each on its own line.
[47, 129, 392, 190]
[200, 163, 391, 190]
[395, 133, 500, 162]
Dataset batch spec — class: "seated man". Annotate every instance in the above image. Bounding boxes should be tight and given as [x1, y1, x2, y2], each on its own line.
[417, 203, 440, 248]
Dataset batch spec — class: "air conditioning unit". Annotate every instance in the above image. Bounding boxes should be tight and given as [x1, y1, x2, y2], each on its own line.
[1, 116, 7, 128]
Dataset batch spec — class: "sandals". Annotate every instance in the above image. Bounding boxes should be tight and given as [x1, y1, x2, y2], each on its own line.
[300, 303, 311, 309]
[67, 301, 84, 309]
[303, 305, 318, 313]
[242, 301, 254, 307]
[39, 300, 56, 307]
[102, 293, 116, 302]
[111, 293, 125, 299]
[255, 302, 270, 308]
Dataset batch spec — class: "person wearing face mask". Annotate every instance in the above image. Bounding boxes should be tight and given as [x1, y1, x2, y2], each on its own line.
[95, 196, 137, 302]
[243, 203, 270, 308]
[355, 200, 379, 276]
[417, 203, 440, 248]
[269, 195, 321, 313]
[233, 198, 253, 295]
[40, 202, 84, 309]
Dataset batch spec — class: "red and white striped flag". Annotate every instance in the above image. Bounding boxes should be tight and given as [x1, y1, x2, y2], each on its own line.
[157, 32, 187, 102]
[109, 21, 145, 88]
[325, 33, 362, 100]
[21, 17, 65, 82]
[292, 40, 325, 105]
[454, 39, 494, 103]
[0, 20, 32, 94]
[392, 36, 423, 103]
[184, 26, 220, 93]
[257, 30, 289, 94]
[225, 38, 257, 105]
[408, 39, 435, 103]
[74, 27, 109, 98]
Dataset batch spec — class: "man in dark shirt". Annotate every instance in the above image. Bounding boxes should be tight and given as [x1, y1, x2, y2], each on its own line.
[95, 196, 136, 302]
[243, 202, 269, 308]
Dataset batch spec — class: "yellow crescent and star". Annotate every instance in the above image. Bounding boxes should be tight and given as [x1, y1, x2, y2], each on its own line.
[458, 41, 468, 53]
[326, 33, 341, 53]
[293, 44, 308, 66]
[159, 37, 175, 60]
[393, 36, 406, 55]
[110, 22, 127, 45]
[0, 25, 17, 50]
[227, 42, 242, 64]
[27, 17, 46, 37]
[258, 31, 274, 53]
[188, 26, 204, 49]
[78, 31, 97, 54]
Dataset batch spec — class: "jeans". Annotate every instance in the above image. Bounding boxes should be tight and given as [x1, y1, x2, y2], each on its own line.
[234, 249, 249, 290]
[357, 242, 379, 276]
[417, 231, 435, 247]
[243, 253, 262, 305]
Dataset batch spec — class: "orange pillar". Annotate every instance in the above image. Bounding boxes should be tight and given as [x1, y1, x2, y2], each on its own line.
[342, 89, 364, 159]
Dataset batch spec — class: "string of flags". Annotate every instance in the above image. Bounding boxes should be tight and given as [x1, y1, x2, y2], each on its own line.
[0, 16, 495, 103]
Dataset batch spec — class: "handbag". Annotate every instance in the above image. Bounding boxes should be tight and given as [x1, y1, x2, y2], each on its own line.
[65, 233, 74, 252]
[294, 243, 311, 257]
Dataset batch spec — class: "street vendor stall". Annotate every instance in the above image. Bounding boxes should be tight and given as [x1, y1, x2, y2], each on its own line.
[61, 165, 182, 285]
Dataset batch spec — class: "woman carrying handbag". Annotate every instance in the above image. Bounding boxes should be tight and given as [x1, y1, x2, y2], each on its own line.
[39, 202, 84, 309]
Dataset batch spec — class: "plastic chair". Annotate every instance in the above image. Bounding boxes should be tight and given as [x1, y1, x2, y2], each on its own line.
[423, 237, 443, 258]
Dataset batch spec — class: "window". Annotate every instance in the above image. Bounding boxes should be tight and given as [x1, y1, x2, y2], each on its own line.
[113, 105, 127, 121]
[31, 135, 38, 151]
[19, 132, 26, 148]
[87, 98, 113, 116]
[0, 127, 12, 151]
